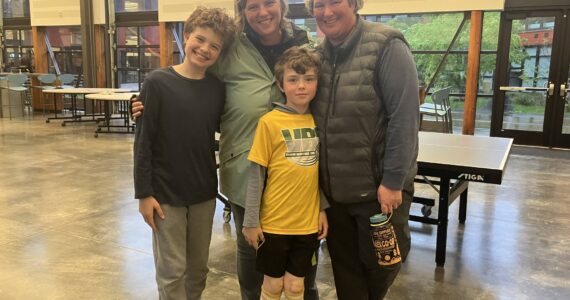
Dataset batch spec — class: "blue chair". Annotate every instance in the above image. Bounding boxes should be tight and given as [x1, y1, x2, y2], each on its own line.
[3, 74, 29, 119]
[57, 74, 77, 115]
[58, 74, 76, 89]
[37, 74, 57, 89]
[36, 74, 58, 115]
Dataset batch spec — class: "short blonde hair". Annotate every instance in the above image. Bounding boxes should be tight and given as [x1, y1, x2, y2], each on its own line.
[183, 6, 237, 52]
[235, 0, 290, 32]
[304, 0, 363, 16]
[274, 46, 321, 86]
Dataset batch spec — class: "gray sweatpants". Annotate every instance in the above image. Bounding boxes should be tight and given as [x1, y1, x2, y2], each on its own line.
[152, 199, 216, 300]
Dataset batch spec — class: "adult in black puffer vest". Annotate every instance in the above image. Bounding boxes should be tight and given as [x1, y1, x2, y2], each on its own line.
[306, 0, 420, 299]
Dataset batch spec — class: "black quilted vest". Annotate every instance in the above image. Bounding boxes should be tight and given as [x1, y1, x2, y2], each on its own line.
[312, 19, 408, 203]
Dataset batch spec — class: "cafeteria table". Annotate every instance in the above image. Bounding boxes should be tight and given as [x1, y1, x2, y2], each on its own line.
[85, 92, 138, 137]
[43, 88, 130, 126]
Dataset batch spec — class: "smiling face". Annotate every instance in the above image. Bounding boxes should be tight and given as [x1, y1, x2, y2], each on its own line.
[312, 0, 357, 46]
[244, 0, 283, 45]
[183, 27, 223, 72]
[279, 67, 318, 114]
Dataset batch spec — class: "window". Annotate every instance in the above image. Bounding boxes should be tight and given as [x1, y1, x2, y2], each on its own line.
[543, 21, 554, 29]
[2, 0, 32, 73]
[114, 0, 159, 90]
[171, 22, 185, 64]
[368, 12, 501, 135]
[3, 0, 29, 18]
[513, 17, 554, 89]
[116, 25, 160, 91]
[46, 27, 83, 74]
[3, 28, 33, 72]
[115, 0, 157, 13]
[527, 22, 540, 30]
[292, 18, 318, 39]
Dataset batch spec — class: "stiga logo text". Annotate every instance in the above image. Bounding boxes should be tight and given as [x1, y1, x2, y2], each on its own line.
[458, 173, 485, 181]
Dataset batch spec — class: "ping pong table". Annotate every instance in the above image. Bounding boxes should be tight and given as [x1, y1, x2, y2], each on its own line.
[412, 131, 513, 266]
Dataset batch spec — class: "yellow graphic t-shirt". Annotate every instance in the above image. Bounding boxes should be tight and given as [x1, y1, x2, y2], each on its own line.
[248, 109, 320, 235]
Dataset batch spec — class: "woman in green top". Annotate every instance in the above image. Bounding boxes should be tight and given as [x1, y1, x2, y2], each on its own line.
[210, 2, 314, 298]
[133, 1, 316, 299]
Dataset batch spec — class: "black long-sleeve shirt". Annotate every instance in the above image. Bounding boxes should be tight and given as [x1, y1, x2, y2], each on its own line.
[134, 67, 224, 206]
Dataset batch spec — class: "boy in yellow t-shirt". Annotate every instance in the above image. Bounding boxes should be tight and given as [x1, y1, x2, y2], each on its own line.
[242, 47, 329, 300]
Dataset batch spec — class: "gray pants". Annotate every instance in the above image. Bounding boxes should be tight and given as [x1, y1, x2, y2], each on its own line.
[231, 203, 319, 300]
[153, 199, 216, 300]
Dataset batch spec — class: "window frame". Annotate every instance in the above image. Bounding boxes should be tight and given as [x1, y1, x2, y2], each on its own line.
[115, 24, 160, 91]
[45, 26, 83, 75]
[2, 26, 33, 72]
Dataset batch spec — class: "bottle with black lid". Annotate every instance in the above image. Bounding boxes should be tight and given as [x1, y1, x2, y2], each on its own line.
[369, 213, 401, 266]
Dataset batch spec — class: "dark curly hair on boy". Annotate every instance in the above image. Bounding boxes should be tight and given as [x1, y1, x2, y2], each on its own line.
[274, 46, 321, 86]
[184, 6, 237, 52]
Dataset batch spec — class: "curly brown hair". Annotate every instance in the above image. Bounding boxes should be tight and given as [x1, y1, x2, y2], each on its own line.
[274, 46, 321, 86]
[183, 6, 237, 52]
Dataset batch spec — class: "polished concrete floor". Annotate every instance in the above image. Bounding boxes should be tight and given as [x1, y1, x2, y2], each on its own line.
[1, 115, 569, 300]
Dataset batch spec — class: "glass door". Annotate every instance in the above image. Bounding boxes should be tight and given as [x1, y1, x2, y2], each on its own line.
[492, 10, 570, 148]
[555, 20, 570, 147]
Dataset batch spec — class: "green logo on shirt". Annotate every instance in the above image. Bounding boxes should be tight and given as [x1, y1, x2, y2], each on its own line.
[281, 127, 319, 166]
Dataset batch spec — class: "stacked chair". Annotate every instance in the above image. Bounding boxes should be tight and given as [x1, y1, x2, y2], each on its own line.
[2, 74, 29, 119]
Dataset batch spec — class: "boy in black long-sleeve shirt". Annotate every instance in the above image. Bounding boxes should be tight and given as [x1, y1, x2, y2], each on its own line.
[133, 7, 235, 300]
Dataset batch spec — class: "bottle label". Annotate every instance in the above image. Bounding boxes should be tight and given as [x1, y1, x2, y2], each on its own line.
[370, 224, 402, 266]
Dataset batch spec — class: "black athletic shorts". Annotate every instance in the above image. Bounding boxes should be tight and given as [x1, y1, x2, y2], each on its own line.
[256, 232, 319, 278]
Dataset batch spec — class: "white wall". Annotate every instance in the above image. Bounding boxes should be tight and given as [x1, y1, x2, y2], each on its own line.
[361, 0, 505, 15]
[28, 0, 506, 27]
[30, 0, 80, 26]
[158, 0, 235, 22]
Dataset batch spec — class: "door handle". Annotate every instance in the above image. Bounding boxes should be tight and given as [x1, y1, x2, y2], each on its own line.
[561, 84, 567, 97]
[547, 83, 555, 96]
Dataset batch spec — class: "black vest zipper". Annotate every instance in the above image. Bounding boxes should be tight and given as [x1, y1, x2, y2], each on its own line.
[323, 54, 338, 198]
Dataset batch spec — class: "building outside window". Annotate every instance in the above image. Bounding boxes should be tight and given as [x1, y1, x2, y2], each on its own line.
[114, 0, 158, 88]
[2, 0, 32, 72]
[3, 0, 29, 18]
[3, 29, 33, 72]
[116, 25, 160, 91]
[515, 17, 554, 89]
[46, 27, 83, 75]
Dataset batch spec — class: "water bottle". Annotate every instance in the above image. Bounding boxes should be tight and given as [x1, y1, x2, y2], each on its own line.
[370, 213, 401, 266]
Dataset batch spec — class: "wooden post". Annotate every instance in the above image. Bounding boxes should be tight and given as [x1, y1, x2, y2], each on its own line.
[159, 22, 174, 67]
[94, 25, 107, 88]
[80, 0, 97, 88]
[463, 11, 483, 135]
[31, 26, 50, 110]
